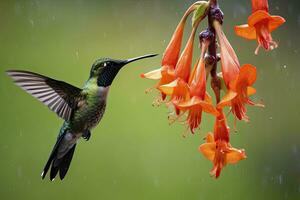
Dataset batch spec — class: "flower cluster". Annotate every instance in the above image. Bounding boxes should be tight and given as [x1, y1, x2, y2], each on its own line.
[142, 0, 284, 178]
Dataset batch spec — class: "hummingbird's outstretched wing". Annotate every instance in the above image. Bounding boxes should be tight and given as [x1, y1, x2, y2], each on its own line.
[7, 70, 82, 121]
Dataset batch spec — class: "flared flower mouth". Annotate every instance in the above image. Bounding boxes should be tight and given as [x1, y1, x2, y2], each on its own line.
[235, 10, 285, 40]
[234, 0, 285, 55]
[199, 133, 247, 178]
[158, 78, 190, 102]
[176, 95, 219, 116]
[248, 10, 285, 31]
[217, 64, 259, 121]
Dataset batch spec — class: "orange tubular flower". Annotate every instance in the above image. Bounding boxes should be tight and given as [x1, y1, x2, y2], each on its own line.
[200, 134, 247, 178]
[141, 3, 198, 100]
[214, 21, 240, 88]
[234, 0, 286, 55]
[159, 24, 198, 112]
[214, 21, 259, 121]
[175, 42, 219, 133]
[218, 64, 258, 121]
[199, 111, 246, 178]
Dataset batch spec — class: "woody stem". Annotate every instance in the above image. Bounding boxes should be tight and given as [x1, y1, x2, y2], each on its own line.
[207, 0, 221, 103]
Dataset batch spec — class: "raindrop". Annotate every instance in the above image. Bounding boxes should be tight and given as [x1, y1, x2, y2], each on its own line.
[292, 145, 298, 154]
[76, 50, 79, 59]
[29, 19, 34, 27]
[17, 166, 22, 178]
[279, 174, 283, 184]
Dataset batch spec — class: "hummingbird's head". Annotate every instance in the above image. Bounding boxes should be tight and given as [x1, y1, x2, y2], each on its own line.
[90, 54, 158, 87]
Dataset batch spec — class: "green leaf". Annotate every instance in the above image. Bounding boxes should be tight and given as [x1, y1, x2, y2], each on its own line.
[217, 72, 228, 93]
[192, 1, 209, 26]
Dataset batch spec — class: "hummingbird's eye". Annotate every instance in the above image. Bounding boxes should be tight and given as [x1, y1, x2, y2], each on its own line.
[103, 62, 107, 67]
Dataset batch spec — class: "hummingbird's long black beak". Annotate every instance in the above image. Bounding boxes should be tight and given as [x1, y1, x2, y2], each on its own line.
[120, 54, 158, 67]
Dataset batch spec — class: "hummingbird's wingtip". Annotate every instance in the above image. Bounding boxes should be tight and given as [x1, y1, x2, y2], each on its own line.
[5, 70, 13, 76]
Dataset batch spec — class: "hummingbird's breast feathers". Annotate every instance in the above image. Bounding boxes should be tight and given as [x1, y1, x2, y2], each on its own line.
[71, 84, 110, 132]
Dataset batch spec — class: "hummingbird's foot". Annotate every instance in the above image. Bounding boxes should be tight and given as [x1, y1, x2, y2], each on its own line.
[82, 130, 91, 141]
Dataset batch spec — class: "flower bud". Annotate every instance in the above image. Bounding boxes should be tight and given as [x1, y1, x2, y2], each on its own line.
[199, 28, 215, 44]
[192, 1, 209, 27]
[210, 7, 224, 25]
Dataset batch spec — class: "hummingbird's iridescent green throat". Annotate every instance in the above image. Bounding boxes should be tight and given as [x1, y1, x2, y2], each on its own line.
[6, 53, 157, 181]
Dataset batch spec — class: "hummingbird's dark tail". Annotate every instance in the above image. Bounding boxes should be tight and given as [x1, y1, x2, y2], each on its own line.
[41, 134, 77, 181]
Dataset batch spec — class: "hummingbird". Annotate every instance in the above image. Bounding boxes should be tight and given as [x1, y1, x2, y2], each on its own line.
[6, 54, 157, 181]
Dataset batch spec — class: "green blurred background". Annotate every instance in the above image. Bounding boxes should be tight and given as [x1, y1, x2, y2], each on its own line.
[0, 0, 299, 199]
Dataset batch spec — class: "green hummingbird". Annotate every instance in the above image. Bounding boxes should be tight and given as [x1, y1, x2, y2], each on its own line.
[6, 54, 157, 181]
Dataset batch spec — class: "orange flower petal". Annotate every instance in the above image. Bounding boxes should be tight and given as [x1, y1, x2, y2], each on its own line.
[188, 59, 200, 84]
[205, 92, 213, 104]
[214, 21, 240, 88]
[176, 96, 197, 109]
[268, 15, 286, 33]
[158, 79, 178, 95]
[157, 68, 176, 88]
[199, 142, 216, 162]
[189, 56, 206, 99]
[200, 99, 219, 116]
[247, 86, 256, 96]
[248, 10, 270, 27]
[226, 148, 247, 164]
[170, 79, 190, 102]
[251, 0, 269, 13]
[217, 90, 237, 109]
[237, 64, 257, 87]
[174, 26, 197, 82]
[234, 24, 257, 40]
[177, 96, 219, 116]
[205, 132, 214, 143]
[162, 17, 186, 68]
[141, 68, 162, 80]
[161, 3, 197, 68]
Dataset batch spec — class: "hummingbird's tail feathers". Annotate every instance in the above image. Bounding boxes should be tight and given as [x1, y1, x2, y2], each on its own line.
[49, 144, 77, 181]
[41, 134, 64, 180]
[59, 143, 76, 180]
[41, 133, 77, 181]
[50, 160, 60, 181]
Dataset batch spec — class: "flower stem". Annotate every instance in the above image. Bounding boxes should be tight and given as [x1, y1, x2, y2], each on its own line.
[207, 0, 221, 103]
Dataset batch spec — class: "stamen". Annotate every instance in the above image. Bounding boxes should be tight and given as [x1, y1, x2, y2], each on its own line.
[168, 111, 185, 125]
[182, 126, 190, 138]
[269, 40, 278, 50]
[152, 96, 164, 107]
[145, 87, 154, 94]
[255, 44, 261, 55]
